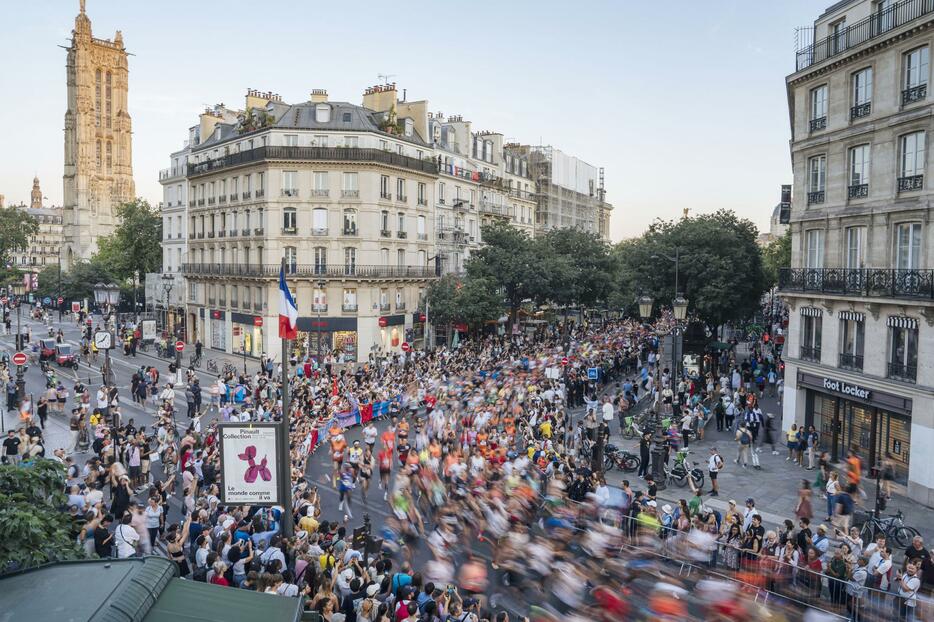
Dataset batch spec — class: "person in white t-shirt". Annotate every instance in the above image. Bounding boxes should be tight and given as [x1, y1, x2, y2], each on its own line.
[114, 514, 140, 558]
[896, 562, 922, 616]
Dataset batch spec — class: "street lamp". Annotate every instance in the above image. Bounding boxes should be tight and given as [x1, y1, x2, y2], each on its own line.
[161, 274, 174, 338]
[638, 294, 670, 490]
[638, 295, 654, 320]
[315, 279, 326, 362]
[10, 281, 26, 404]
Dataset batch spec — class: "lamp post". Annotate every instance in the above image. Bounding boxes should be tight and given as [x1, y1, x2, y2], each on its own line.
[133, 270, 139, 328]
[315, 279, 326, 363]
[161, 274, 174, 341]
[11, 281, 26, 405]
[639, 294, 669, 490]
[672, 294, 688, 383]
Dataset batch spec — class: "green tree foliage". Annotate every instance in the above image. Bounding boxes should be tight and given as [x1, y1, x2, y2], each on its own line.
[617, 209, 766, 328]
[35, 258, 116, 303]
[538, 228, 617, 308]
[0, 207, 39, 269]
[95, 198, 162, 283]
[466, 222, 548, 319]
[761, 230, 792, 285]
[425, 274, 502, 331]
[0, 459, 84, 573]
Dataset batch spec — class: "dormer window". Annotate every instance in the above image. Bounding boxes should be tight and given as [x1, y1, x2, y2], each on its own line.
[214, 126, 221, 140]
[315, 104, 331, 123]
[342, 112, 352, 123]
[404, 118, 413, 137]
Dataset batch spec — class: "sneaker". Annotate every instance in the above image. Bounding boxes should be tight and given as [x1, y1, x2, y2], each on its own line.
[734, 459, 739, 464]
[743, 464, 747, 469]
[786, 457, 791, 461]
[709, 491, 719, 496]
[772, 451, 779, 455]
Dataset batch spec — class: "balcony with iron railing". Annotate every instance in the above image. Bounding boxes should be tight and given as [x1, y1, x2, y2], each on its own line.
[479, 199, 513, 217]
[851, 102, 872, 119]
[311, 189, 330, 197]
[397, 231, 407, 239]
[255, 189, 265, 198]
[887, 361, 917, 383]
[380, 229, 391, 238]
[778, 267, 934, 300]
[898, 174, 923, 192]
[182, 263, 440, 279]
[807, 190, 825, 205]
[342, 226, 358, 236]
[795, 0, 934, 71]
[311, 227, 328, 236]
[396, 195, 407, 203]
[902, 83, 927, 105]
[799, 345, 821, 362]
[282, 188, 299, 197]
[207, 197, 216, 205]
[809, 116, 827, 132]
[380, 191, 392, 200]
[341, 190, 360, 199]
[188, 145, 439, 178]
[839, 352, 864, 371]
[282, 226, 297, 235]
[242, 191, 252, 200]
[379, 303, 391, 312]
[847, 183, 869, 199]
[229, 194, 239, 202]
[219, 195, 227, 204]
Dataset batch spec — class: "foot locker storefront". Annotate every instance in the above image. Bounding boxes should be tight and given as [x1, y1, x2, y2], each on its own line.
[799, 372, 913, 483]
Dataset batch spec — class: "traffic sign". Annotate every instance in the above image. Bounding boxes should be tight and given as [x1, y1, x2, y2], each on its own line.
[42, 296, 51, 306]
[175, 340, 185, 352]
[0, 296, 7, 305]
[11, 352, 27, 366]
[401, 342, 411, 352]
[587, 367, 599, 380]
[378, 317, 388, 328]
[72, 302, 82, 313]
[253, 317, 263, 327]
[561, 356, 569, 366]
[58, 297, 64, 304]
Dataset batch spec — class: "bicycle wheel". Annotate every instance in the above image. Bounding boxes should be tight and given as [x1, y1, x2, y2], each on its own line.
[672, 468, 688, 487]
[859, 521, 876, 545]
[602, 453, 615, 472]
[690, 469, 705, 490]
[623, 426, 635, 440]
[622, 455, 640, 473]
[892, 525, 921, 548]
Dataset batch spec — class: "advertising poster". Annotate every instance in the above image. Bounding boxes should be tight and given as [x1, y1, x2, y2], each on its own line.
[141, 320, 156, 342]
[218, 423, 280, 505]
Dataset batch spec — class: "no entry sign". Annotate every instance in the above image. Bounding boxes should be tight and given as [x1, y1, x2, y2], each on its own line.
[175, 340, 185, 352]
[12, 352, 27, 366]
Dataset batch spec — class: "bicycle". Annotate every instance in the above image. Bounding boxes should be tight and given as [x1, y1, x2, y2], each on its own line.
[222, 362, 237, 376]
[206, 359, 218, 373]
[189, 353, 202, 369]
[664, 448, 705, 490]
[603, 444, 641, 473]
[858, 509, 919, 548]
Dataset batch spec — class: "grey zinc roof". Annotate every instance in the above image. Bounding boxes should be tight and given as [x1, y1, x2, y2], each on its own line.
[193, 99, 429, 151]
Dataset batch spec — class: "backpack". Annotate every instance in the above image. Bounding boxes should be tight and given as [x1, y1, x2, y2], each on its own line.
[714, 453, 724, 470]
[192, 565, 208, 582]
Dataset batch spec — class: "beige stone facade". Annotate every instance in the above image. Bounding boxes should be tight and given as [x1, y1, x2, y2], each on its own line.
[62, 1, 134, 267]
[782, 0, 934, 506]
[10, 177, 64, 270]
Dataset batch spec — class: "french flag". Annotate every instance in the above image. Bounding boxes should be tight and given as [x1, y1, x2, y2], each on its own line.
[278, 265, 298, 340]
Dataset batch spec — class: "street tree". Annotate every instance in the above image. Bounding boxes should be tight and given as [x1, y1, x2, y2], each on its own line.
[539, 228, 617, 308]
[761, 230, 792, 285]
[35, 258, 116, 303]
[0, 459, 84, 574]
[425, 273, 503, 333]
[617, 209, 766, 328]
[0, 207, 39, 269]
[466, 222, 548, 321]
[94, 198, 162, 283]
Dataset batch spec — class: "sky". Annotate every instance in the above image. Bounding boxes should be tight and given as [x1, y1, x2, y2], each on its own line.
[0, 0, 821, 241]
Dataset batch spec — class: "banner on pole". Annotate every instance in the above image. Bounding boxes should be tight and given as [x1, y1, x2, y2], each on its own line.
[218, 423, 282, 505]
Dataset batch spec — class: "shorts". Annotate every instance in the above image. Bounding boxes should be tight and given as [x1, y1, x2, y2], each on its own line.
[709, 471, 718, 481]
[129, 465, 141, 479]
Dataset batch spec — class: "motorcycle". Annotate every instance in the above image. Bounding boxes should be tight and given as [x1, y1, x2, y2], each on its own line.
[603, 444, 641, 473]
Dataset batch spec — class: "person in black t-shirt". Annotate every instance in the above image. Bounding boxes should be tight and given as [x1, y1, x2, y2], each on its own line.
[94, 514, 114, 558]
[2, 430, 21, 465]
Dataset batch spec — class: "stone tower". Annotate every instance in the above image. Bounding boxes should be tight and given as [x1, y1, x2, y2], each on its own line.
[62, 0, 134, 268]
[30, 176, 43, 209]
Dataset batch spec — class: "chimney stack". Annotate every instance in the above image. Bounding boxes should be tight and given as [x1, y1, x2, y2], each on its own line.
[310, 89, 328, 103]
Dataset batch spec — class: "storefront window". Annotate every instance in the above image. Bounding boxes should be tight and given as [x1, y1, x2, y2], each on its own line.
[334, 331, 357, 362]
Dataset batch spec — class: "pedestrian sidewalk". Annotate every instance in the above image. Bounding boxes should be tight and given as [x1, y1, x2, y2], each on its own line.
[604, 387, 934, 545]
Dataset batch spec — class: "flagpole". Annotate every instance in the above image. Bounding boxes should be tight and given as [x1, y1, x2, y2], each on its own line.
[278, 257, 294, 538]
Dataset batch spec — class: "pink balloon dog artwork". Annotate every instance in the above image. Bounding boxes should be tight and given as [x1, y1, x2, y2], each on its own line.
[238, 445, 272, 483]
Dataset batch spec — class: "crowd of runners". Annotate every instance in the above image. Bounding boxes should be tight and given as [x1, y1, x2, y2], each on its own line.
[4, 310, 934, 621]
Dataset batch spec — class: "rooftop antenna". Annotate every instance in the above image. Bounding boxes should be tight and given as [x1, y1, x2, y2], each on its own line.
[377, 73, 397, 85]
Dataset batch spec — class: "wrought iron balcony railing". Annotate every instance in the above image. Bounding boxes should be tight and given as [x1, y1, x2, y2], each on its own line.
[188, 146, 439, 178]
[848, 183, 868, 199]
[799, 346, 821, 362]
[898, 175, 923, 192]
[887, 361, 917, 383]
[902, 83, 927, 105]
[796, 0, 934, 71]
[809, 117, 827, 132]
[807, 191, 825, 205]
[778, 267, 934, 299]
[839, 352, 864, 371]
[182, 263, 441, 279]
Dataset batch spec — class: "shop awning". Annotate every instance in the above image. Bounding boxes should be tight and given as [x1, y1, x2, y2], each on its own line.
[142, 579, 303, 622]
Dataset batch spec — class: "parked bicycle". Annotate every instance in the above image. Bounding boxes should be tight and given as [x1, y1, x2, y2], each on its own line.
[664, 448, 704, 489]
[189, 353, 202, 369]
[603, 444, 641, 473]
[858, 509, 920, 548]
[206, 359, 218, 373]
[222, 362, 237, 376]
